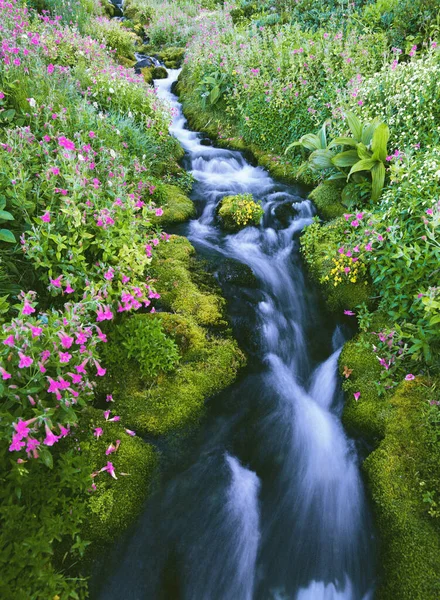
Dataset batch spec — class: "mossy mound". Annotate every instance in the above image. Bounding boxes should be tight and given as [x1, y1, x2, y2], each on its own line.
[152, 66, 168, 79]
[118, 56, 136, 68]
[104, 313, 245, 436]
[74, 408, 158, 546]
[152, 235, 226, 327]
[361, 381, 440, 599]
[300, 218, 374, 312]
[217, 194, 264, 231]
[339, 335, 391, 439]
[141, 66, 153, 85]
[157, 47, 186, 68]
[309, 181, 346, 221]
[154, 184, 195, 227]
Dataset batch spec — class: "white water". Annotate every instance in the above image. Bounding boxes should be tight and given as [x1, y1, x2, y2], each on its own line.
[95, 70, 375, 600]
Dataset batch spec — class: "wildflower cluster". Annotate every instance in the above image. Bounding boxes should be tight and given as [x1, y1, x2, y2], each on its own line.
[218, 193, 264, 230]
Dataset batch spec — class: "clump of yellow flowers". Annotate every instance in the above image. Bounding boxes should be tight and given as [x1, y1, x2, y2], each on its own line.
[218, 193, 264, 231]
[321, 249, 367, 287]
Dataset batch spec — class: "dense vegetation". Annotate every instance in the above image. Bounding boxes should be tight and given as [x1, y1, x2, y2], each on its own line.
[0, 0, 439, 597]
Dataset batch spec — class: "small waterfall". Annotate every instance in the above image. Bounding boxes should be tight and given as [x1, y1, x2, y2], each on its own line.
[94, 69, 375, 600]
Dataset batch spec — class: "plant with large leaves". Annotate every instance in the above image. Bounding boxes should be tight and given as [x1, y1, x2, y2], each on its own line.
[287, 112, 390, 202]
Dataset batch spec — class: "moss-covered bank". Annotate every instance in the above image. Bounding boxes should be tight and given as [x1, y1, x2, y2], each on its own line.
[78, 188, 245, 553]
[339, 337, 440, 599]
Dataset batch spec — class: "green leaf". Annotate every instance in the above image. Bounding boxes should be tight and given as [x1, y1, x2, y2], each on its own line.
[2, 109, 15, 121]
[371, 161, 386, 202]
[0, 196, 6, 210]
[0, 229, 16, 243]
[209, 85, 220, 104]
[371, 123, 390, 162]
[331, 150, 359, 167]
[345, 112, 362, 141]
[328, 137, 358, 149]
[361, 118, 380, 146]
[308, 149, 334, 170]
[299, 133, 323, 151]
[317, 122, 327, 149]
[0, 210, 14, 221]
[348, 158, 377, 178]
[356, 142, 372, 160]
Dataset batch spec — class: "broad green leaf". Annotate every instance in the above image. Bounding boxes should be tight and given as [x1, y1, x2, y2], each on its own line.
[371, 123, 390, 162]
[345, 112, 362, 141]
[2, 109, 15, 121]
[361, 118, 380, 146]
[328, 137, 358, 149]
[308, 149, 334, 170]
[209, 86, 220, 104]
[327, 172, 347, 180]
[331, 150, 359, 167]
[348, 158, 376, 178]
[318, 122, 327, 149]
[356, 142, 371, 160]
[0, 210, 14, 221]
[299, 133, 323, 151]
[371, 161, 386, 202]
[285, 140, 302, 153]
[0, 196, 6, 210]
[0, 229, 16, 243]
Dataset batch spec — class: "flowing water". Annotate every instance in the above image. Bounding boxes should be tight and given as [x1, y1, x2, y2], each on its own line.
[94, 70, 376, 600]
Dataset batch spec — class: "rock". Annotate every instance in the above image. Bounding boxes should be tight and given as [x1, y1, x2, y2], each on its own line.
[216, 259, 258, 288]
[134, 57, 156, 73]
[273, 200, 297, 226]
[152, 66, 168, 79]
[109, 0, 123, 17]
[200, 138, 213, 147]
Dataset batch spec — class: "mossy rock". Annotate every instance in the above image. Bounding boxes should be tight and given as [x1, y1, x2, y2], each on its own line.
[153, 184, 195, 227]
[141, 66, 153, 84]
[362, 380, 440, 599]
[217, 194, 264, 231]
[118, 56, 136, 68]
[157, 47, 186, 68]
[152, 66, 168, 80]
[300, 218, 374, 313]
[104, 313, 246, 436]
[75, 408, 158, 546]
[309, 181, 346, 221]
[339, 335, 391, 439]
[152, 235, 226, 327]
[103, 1, 115, 18]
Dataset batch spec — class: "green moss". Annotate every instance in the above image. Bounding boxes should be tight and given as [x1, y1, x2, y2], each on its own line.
[339, 335, 390, 439]
[152, 235, 226, 327]
[363, 381, 440, 599]
[118, 56, 136, 68]
[218, 194, 263, 231]
[157, 47, 186, 68]
[309, 181, 346, 220]
[300, 218, 374, 312]
[75, 409, 158, 546]
[154, 184, 195, 227]
[141, 66, 153, 85]
[152, 66, 168, 79]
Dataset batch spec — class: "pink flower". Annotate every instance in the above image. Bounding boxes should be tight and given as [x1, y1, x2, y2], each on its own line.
[65, 283, 75, 294]
[350, 219, 359, 227]
[94, 427, 103, 438]
[353, 392, 361, 401]
[59, 334, 74, 349]
[96, 365, 106, 376]
[43, 425, 60, 447]
[29, 325, 42, 338]
[405, 374, 415, 381]
[59, 352, 72, 363]
[9, 436, 26, 452]
[344, 310, 355, 316]
[14, 419, 33, 438]
[89, 131, 95, 138]
[105, 440, 120, 455]
[122, 275, 130, 284]
[18, 353, 33, 368]
[3, 335, 14, 347]
[75, 360, 88, 374]
[125, 428, 136, 436]
[106, 394, 113, 402]
[47, 63, 54, 74]
[365, 243, 373, 251]
[50, 275, 63, 288]
[103, 410, 110, 421]
[2, 370, 11, 380]
[101, 461, 117, 479]
[155, 208, 163, 217]
[26, 438, 40, 457]
[22, 302, 35, 315]
[59, 424, 70, 437]
[51, 167, 60, 176]
[426, 208, 433, 216]
[338, 247, 345, 254]
[40, 211, 51, 223]
[43, 135, 51, 143]
[58, 136, 75, 150]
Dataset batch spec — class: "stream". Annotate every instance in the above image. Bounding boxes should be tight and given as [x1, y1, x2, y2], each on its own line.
[93, 70, 376, 600]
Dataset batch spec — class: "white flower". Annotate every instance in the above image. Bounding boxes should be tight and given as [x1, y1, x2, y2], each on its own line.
[78, 154, 85, 162]
[28, 97, 36, 108]
[109, 149, 116, 158]
[109, 87, 115, 94]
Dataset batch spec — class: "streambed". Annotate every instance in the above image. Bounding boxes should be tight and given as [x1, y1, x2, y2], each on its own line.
[93, 70, 376, 600]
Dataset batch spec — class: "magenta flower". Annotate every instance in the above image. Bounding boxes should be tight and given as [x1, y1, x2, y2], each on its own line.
[40, 211, 51, 223]
[14, 419, 32, 438]
[344, 310, 355, 316]
[50, 275, 63, 288]
[89, 131, 95, 138]
[59, 352, 72, 363]
[9, 436, 26, 452]
[59, 424, 70, 437]
[426, 208, 433, 216]
[365, 243, 373, 251]
[103, 410, 110, 421]
[155, 208, 163, 217]
[26, 438, 40, 457]
[59, 334, 74, 349]
[405, 374, 415, 381]
[125, 428, 136, 437]
[47, 63, 54, 74]
[350, 219, 359, 227]
[3, 335, 14, 347]
[29, 325, 42, 338]
[51, 167, 60, 176]
[101, 461, 117, 479]
[65, 283, 75, 294]
[58, 136, 75, 150]
[94, 427, 103, 438]
[43, 425, 60, 447]
[2, 370, 11, 380]
[106, 394, 113, 402]
[43, 135, 51, 143]
[18, 353, 33, 368]
[22, 302, 35, 315]
[353, 392, 361, 401]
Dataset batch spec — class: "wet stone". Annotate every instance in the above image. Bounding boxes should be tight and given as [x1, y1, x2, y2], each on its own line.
[216, 259, 258, 288]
